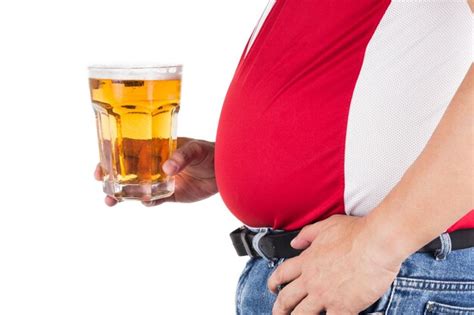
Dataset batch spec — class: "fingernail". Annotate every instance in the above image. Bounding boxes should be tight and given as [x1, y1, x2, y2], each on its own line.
[163, 160, 178, 175]
[290, 239, 297, 247]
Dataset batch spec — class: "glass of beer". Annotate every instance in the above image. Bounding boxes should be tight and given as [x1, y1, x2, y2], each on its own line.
[88, 64, 182, 202]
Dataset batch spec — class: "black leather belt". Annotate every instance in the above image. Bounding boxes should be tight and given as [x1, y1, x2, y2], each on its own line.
[230, 226, 474, 260]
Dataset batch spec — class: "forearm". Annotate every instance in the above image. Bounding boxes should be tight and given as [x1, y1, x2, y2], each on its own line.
[366, 64, 474, 261]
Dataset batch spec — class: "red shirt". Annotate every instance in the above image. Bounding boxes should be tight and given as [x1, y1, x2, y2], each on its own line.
[215, 0, 474, 232]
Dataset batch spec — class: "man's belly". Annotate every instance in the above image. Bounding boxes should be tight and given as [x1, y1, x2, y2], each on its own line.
[214, 0, 473, 231]
[215, 112, 347, 231]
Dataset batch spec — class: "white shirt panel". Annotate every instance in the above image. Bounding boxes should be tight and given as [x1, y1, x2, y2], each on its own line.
[344, 1, 472, 216]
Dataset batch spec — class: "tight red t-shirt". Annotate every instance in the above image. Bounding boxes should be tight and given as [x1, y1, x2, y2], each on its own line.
[215, 0, 474, 232]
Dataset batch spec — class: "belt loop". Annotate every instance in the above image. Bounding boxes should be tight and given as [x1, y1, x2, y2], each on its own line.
[239, 228, 255, 258]
[434, 232, 452, 260]
[252, 228, 278, 267]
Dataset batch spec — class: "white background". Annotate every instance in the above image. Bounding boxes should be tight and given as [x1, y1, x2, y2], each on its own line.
[0, 0, 268, 314]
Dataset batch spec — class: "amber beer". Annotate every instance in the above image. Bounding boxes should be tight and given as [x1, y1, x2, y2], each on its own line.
[88, 65, 182, 201]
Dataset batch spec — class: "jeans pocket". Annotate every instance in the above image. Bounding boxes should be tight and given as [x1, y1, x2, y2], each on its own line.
[424, 301, 474, 315]
[383, 277, 474, 315]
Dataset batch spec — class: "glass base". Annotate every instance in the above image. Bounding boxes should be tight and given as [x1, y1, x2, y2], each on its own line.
[103, 178, 175, 202]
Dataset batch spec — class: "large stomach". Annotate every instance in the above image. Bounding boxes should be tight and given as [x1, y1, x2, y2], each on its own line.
[214, 0, 388, 231]
[215, 81, 351, 231]
[215, 0, 473, 231]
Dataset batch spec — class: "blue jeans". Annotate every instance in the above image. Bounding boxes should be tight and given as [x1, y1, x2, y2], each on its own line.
[235, 240, 474, 314]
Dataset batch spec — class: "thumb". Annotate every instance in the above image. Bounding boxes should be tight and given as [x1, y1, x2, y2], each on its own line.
[290, 223, 322, 250]
[162, 140, 206, 176]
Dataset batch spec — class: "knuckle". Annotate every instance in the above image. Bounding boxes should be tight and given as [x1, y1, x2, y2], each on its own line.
[272, 268, 284, 285]
[172, 149, 189, 164]
[187, 140, 201, 150]
[187, 141, 205, 165]
[301, 275, 315, 290]
[174, 141, 200, 163]
[267, 277, 275, 291]
[300, 225, 311, 235]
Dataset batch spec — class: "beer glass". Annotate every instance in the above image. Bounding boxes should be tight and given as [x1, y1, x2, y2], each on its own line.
[88, 64, 182, 202]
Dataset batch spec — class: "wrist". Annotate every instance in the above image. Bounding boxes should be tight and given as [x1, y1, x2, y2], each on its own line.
[362, 207, 418, 265]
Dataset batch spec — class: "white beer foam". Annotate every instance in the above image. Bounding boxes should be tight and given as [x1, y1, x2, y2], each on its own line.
[88, 64, 182, 80]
